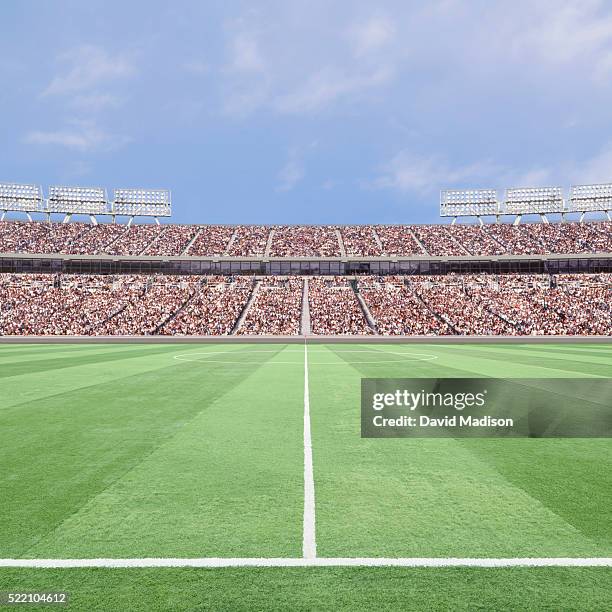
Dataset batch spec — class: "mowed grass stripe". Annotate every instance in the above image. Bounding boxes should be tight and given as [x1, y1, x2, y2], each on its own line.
[24, 345, 304, 558]
[335, 343, 612, 541]
[440, 343, 612, 363]
[0, 351, 190, 413]
[431, 344, 612, 377]
[310, 345, 610, 557]
[0, 343, 175, 364]
[371, 343, 612, 546]
[0, 567, 611, 611]
[0, 345, 186, 380]
[457, 438, 612, 547]
[0, 344, 259, 412]
[0, 345, 287, 557]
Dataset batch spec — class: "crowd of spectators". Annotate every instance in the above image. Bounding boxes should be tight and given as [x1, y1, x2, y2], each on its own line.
[340, 226, 382, 256]
[309, 277, 372, 335]
[412, 276, 516, 335]
[375, 226, 424, 255]
[62, 223, 127, 255]
[482, 224, 546, 255]
[187, 226, 235, 256]
[162, 276, 252, 335]
[411, 225, 467, 256]
[358, 273, 611, 336]
[471, 274, 611, 335]
[0, 220, 610, 257]
[103, 225, 164, 256]
[144, 225, 199, 256]
[227, 226, 271, 257]
[237, 277, 303, 335]
[444, 224, 506, 256]
[358, 276, 451, 335]
[269, 226, 341, 257]
[0, 271, 609, 336]
[0, 274, 145, 335]
[0, 221, 90, 254]
[98, 275, 197, 335]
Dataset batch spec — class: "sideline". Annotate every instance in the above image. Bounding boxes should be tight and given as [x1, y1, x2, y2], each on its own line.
[1, 558, 610, 568]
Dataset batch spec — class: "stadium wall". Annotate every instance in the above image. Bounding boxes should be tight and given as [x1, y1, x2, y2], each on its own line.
[1, 253, 611, 276]
[0, 335, 610, 344]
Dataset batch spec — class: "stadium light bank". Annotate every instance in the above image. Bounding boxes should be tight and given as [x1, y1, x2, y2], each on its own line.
[441, 183, 612, 225]
[0, 183, 171, 225]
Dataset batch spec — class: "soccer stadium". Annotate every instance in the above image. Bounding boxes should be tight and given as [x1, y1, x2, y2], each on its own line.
[2, 3, 612, 610]
[0, 180, 610, 611]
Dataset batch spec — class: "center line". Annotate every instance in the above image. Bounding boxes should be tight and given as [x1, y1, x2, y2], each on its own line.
[303, 342, 317, 559]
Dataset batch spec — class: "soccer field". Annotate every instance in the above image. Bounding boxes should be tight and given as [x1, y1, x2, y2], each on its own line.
[0, 342, 610, 610]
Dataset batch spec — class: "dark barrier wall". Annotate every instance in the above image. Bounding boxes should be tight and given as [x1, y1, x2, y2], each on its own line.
[0, 255, 611, 276]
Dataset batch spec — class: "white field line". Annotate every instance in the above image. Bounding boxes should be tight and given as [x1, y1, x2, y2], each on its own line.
[1, 558, 611, 568]
[303, 343, 317, 559]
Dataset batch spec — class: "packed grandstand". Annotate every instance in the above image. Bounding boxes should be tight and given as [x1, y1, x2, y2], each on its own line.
[0, 217, 609, 337]
[0, 219, 610, 256]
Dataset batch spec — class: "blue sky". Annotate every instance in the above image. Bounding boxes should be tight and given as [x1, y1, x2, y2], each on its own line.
[2, 0, 612, 224]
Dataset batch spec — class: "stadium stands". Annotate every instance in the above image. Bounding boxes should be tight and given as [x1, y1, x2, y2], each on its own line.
[227, 226, 271, 256]
[0, 218, 608, 337]
[358, 276, 452, 335]
[0, 220, 610, 257]
[237, 277, 304, 335]
[161, 276, 252, 335]
[0, 272, 609, 336]
[187, 226, 235, 256]
[309, 277, 373, 335]
[269, 226, 341, 257]
[144, 225, 199, 256]
[340, 226, 383, 257]
[103, 224, 164, 256]
[374, 226, 424, 255]
[62, 223, 127, 255]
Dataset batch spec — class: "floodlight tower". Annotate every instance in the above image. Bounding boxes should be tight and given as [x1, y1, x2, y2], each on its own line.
[503, 187, 564, 224]
[568, 184, 612, 222]
[0, 183, 44, 221]
[47, 186, 109, 224]
[440, 189, 499, 224]
[111, 188, 171, 225]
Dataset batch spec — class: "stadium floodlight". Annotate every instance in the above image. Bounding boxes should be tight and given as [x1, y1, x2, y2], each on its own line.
[503, 186, 564, 215]
[568, 183, 612, 212]
[112, 188, 171, 219]
[0, 182, 44, 212]
[440, 189, 499, 217]
[47, 185, 108, 215]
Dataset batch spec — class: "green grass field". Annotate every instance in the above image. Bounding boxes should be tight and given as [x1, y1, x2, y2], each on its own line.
[0, 342, 610, 610]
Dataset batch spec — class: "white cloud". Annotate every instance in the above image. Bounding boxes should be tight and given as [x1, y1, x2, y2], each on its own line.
[368, 149, 557, 195]
[277, 156, 304, 192]
[230, 34, 266, 73]
[507, 168, 553, 188]
[24, 120, 130, 152]
[274, 66, 393, 114]
[369, 150, 502, 195]
[222, 12, 399, 117]
[71, 93, 123, 112]
[515, 1, 612, 63]
[43, 45, 135, 97]
[348, 16, 395, 56]
[276, 142, 319, 191]
[571, 142, 612, 183]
